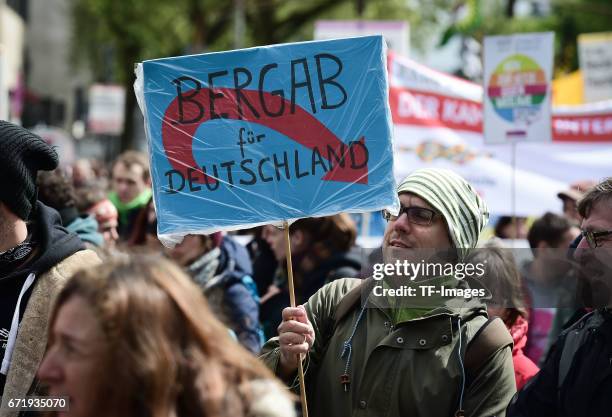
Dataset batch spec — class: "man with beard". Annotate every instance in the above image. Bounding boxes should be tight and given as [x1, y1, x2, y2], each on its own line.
[261, 168, 516, 417]
[507, 177, 612, 417]
[0, 121, 100, 415]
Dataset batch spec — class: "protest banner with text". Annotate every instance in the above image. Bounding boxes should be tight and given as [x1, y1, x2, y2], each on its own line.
[483, 32, 554, 144]
[135, 36, 396, 243]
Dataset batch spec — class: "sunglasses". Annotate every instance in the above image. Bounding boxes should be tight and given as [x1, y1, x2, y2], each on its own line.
[581, 229, 612, 249]
[382, 206, 440, 226]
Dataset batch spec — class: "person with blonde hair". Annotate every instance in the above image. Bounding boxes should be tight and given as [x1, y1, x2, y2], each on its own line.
[37, 256, 294, 417]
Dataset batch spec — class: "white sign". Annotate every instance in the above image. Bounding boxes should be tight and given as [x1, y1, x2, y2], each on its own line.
[88, 84, 125, 135]
[483, 32, 554, 144]
[578, 32, 612, 103]
[314, 20, 409, 56]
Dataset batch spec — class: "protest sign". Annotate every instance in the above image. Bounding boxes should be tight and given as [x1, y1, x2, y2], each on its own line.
[578, 32, 612, 103]
[88, 84, 126, 135]
[483, 32, 554, 144]
[135, 36, 396, 242]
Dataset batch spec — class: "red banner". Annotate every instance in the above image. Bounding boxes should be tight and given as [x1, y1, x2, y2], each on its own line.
[553, 113, 612, 142]
[389, 85, 612, 142]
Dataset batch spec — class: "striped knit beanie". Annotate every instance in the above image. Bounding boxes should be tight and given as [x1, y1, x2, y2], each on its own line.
[0, 120, 59, 220]
[397, 168, 489, 258]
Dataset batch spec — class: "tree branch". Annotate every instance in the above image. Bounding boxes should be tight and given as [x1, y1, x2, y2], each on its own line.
[274, 0, 347, 42]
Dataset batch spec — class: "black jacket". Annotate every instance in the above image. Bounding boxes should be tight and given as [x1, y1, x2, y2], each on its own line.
[0, 202, 84, 396]
[507, 309, 612, 417]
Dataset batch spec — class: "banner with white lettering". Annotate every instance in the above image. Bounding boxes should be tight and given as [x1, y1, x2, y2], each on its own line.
[389, 52, 612, 216]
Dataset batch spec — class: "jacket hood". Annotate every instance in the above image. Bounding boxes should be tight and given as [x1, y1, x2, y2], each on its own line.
[1, 201, 84, 283]
[218, 235, 253, 277]
[410, 290, 487, 321]
[66, 214, 103, 247]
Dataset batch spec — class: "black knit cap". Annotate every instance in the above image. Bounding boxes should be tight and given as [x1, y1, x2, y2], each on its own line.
[0, 120, 59, 220]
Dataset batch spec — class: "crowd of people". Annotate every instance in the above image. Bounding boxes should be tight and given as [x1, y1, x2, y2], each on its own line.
[0, 119, 611, 416]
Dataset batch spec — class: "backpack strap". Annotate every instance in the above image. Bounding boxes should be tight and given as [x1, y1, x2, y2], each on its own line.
[464, 317, 513, 382]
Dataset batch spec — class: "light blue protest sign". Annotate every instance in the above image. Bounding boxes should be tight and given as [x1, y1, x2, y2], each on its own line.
[136, 35, 396, 239]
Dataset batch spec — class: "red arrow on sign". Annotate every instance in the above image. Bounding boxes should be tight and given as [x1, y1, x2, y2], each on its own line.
[161, 88, 368, 185]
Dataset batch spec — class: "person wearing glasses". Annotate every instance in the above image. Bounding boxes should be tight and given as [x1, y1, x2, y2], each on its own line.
[507, 177, 612, 417]
[261, 168, 516, 417]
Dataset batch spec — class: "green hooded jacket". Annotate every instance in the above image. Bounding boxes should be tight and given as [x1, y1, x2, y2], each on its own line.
[261, 278, 516, 417]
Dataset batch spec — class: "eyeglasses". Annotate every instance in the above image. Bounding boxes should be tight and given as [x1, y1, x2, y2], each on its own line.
[581, 229, 612, 249]
[382, 206, 440, 226]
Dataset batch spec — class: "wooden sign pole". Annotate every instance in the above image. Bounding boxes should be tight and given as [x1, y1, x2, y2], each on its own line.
[283, 220, 309, 417]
